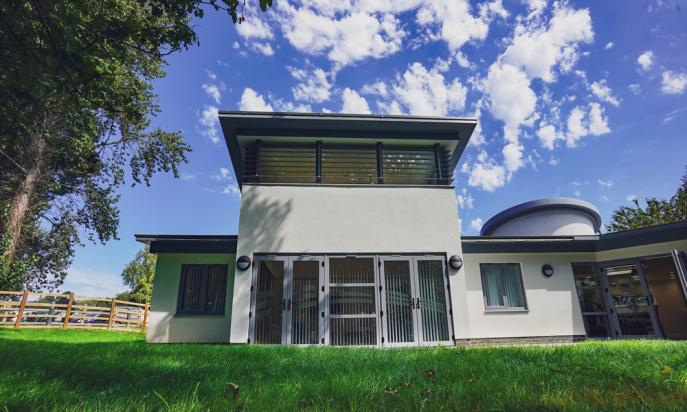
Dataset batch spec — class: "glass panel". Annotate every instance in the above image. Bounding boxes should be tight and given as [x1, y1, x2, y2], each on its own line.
[383, 261, 415, 344]
[642, 256, 687, 339]
[291, 261, 320, 344]
[254, 261, 284, 344]
[321, 146, 377, 184]
[330, 318, 377, 346]
[330, 287, 376, 315]
[417, 260, 449, 342]
[179, 265, 208, 313]
[577, 288, 606, 313]
[205, 265, 227, 313]
[606, 264, 654, 336]
[382, 148, 438, 185]
[573, 264, 600, 288]
[329, 257, 375, 284]
[583, 315, 611, 338]
[480, 264, 526, 309]
[250, 144, 316, 184]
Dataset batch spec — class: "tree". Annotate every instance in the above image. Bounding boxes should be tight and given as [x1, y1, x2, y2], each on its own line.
[117, 247, 156, 303]
[0, 1, 272, 291]
[606, 166, 687, 232]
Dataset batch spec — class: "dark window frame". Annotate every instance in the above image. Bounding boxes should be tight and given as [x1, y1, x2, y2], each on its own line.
[176, 264, 228, 315]
[479, 263, 528, 312]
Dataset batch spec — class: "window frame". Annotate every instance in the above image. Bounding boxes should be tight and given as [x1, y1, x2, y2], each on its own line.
[479, 263, 528, 312]
[176, 264, 228, 316]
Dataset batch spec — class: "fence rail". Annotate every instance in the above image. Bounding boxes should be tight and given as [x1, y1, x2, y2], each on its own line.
[0, 291, 148, 332]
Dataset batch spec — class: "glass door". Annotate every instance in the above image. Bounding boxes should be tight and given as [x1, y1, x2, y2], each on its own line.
[380, 257, 419, 347]
[250, 257, 288, 344]
[415, 257, 452, 345]
[603, 263, 660, 338]
[288, 257, 324, 345]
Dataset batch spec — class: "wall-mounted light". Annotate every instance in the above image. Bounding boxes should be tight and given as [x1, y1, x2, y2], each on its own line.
[236, 255, 251, 271]
[449, 255, 463, 270]
[542, 264, 554, 277]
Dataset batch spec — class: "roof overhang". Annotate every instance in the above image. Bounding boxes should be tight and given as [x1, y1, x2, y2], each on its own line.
[134, 234, 238, 254]
[218, 111, 477, 187]
[463, 221, 687, 253]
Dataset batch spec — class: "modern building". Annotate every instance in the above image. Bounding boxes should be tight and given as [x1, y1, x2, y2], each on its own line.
[136, 112, 687, 346]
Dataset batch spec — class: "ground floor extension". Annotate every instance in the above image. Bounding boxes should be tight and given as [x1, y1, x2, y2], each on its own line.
[137, 222, 687, 346]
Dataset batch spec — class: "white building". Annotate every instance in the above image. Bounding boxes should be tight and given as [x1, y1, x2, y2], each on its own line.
[137, 112, 687, 345]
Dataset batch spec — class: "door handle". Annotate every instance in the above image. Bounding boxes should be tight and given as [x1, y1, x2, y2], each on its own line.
[411, 298, 415, 310]
[417, 298, 421, 310]
[282, 299, 286, 311]
[287, 298, 292, 311]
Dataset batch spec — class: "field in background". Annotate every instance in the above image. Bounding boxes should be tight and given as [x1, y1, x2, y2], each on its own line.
[1, 329, 687, 411]
[0, 291, 148, 332]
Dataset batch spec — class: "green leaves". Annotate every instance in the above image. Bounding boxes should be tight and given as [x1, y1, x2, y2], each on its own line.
[607, 166, 687, 232]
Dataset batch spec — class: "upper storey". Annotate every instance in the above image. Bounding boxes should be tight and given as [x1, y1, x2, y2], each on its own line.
[219, 112, 477, 189]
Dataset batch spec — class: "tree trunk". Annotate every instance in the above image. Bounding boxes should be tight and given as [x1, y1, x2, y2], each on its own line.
[2, 133, 46, 267]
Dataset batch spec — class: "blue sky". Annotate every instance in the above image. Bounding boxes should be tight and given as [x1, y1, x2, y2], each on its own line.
[62, 0, 687, 296]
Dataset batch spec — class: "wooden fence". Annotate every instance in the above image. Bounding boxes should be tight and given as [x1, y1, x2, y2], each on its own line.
[0, 291, 148, 332]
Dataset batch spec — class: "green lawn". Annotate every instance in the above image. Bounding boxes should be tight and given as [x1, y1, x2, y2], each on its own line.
[0, 329, 686, 411]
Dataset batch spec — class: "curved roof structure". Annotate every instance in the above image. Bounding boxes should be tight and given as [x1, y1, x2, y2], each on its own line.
[480, 197, 602, 236]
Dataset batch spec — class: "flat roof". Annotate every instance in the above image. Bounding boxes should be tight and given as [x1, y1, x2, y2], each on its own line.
[218, 111, 477, 186]
[134, 234, 238, 254]
[464, 221, 687, 253]
[480, 197, 602, 236]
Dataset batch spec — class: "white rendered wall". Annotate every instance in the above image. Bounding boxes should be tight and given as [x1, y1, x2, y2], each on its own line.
[230, 184, 465, 343]
[460, 252, 592, 339]
[147, 253, 235, 343]
[490, 210, 597, 236]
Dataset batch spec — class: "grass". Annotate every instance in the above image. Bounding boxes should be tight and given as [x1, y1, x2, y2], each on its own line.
[0, 330, 686, 411]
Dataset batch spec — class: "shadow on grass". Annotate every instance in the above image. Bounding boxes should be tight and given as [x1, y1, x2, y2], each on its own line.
[0, 330, 686, 411]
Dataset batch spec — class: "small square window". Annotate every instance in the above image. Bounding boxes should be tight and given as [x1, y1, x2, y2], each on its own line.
[177, 264, 228, 315]
[479, 263, 527, 311]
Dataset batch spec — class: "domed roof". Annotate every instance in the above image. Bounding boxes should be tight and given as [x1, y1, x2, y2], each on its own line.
[480, 197, 602, 236]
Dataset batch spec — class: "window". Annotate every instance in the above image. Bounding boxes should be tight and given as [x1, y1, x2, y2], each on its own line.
[479, 263, 527, 311]
[572, 263, 611, 337]
[177, 264, 228, 315]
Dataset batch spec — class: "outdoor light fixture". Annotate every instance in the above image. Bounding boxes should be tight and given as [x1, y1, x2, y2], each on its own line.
[449, 255, 463, 270]
[236, 255, 251, 271]
[542, 264, 554, 277]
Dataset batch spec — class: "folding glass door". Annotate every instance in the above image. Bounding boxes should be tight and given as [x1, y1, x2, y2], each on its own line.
[603, 263, 660, 337]
[250, 256, 324, 344]
[379, 257, 452, 346]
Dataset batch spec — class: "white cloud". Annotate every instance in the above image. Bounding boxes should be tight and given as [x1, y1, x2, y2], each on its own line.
[662, 106, 687, 124]
[537, 123, 560, 150]
[604, 41, 614, 49]
[291, 68, 332, 103]
[202, 84, 222, 103]
[61, 267, 126, 297]
[223, 183, 241, 196]
[252, 42, 275, 56]
[600, 195, 609, 202]
[198, 105, 220, 143]
[277, 2, 407, 68]
[341, 88, 371, 113]
[661, 70, 687, 95]
[212, 167, 231, 181]
[598, 179, 614, 188]
[502, 143, 524, 173]
[485, 63, 537, 142]
[626, 194, 637, 203]
[590, 80, 620, 106]
[236, 15, 274, 40]
[523, 0, 547, 15]
[637, 50, 654, 72]
[501, 4, 594, 82]
[415, 0, 507, 52]
[565, 103, 610, 147]
[206, 69, 217, 80]
[456, 188, 474, 209]
[467, 152, 507, 191]
[588, 102, 610, 135]
[469, 217, 484, 233]
[239, 88, 274, 111]
[628, 83, 641, 95]
[390, 62, 467, 116]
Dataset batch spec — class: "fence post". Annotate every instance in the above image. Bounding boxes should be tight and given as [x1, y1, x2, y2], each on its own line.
[107, 298, 116, 330]
[63, 292, 74, 329]
[14, 290, 29, 329]
[141, 303, 149, 333]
